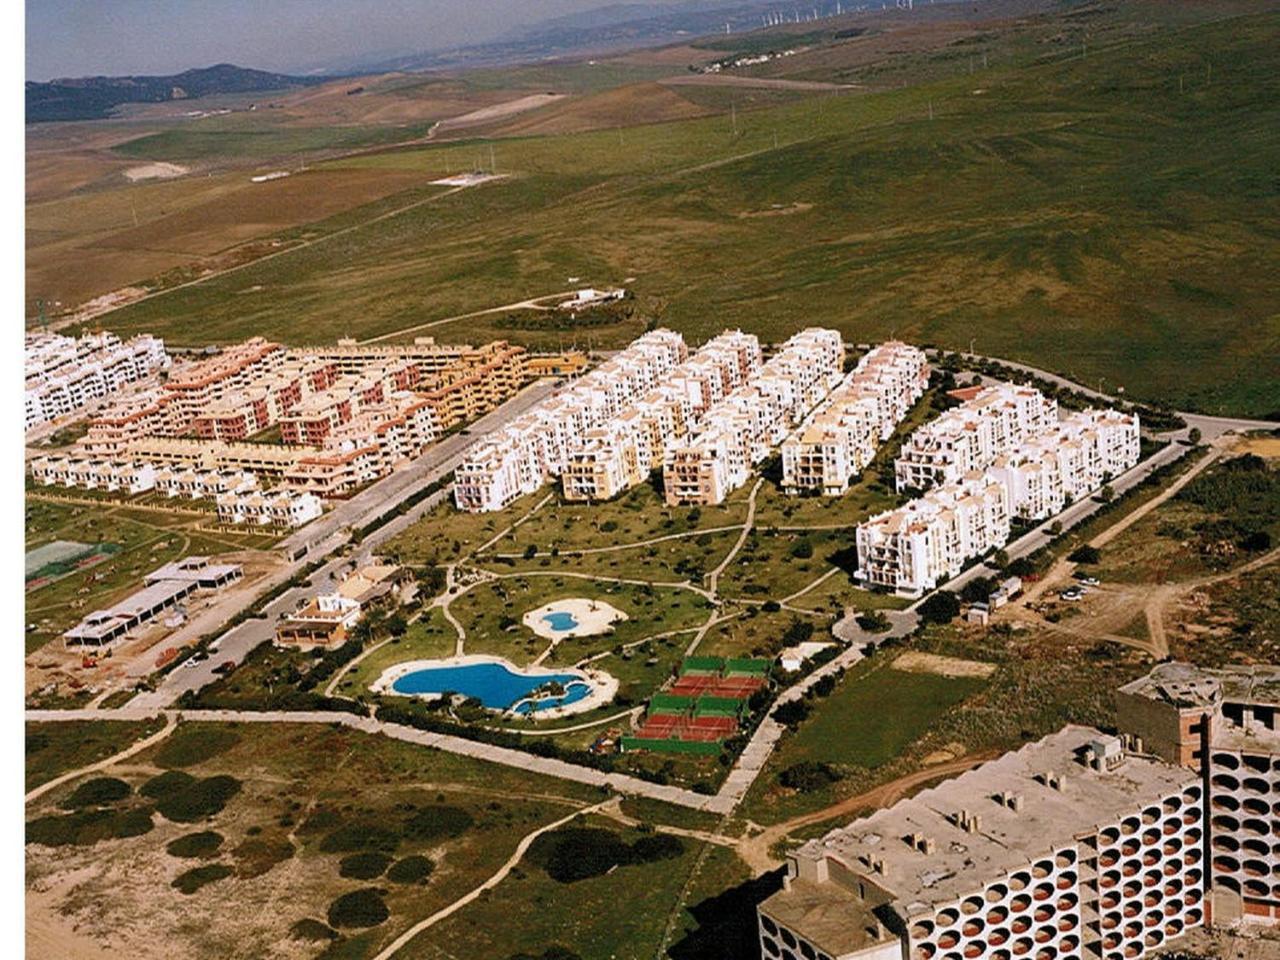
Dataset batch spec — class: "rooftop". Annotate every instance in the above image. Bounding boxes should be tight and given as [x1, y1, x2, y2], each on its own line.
[1118, 661, 1280, 710]
[789, 726, 1198, 921]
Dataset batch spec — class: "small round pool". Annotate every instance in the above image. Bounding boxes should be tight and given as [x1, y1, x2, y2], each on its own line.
[542, 611, 580, 632]
[389, 660, 591, 714]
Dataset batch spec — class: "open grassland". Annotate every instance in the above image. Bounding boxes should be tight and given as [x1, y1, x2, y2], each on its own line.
[25, 719, 163, 793]
[96, 11, 1280, 414]
[24, 496, 276, 655]
[25, 721, 615, 960]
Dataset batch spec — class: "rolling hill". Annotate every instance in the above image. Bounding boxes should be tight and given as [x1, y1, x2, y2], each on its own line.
[26, 64, 330, 123]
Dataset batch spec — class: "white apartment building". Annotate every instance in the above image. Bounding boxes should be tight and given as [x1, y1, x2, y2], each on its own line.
[662, 328, 845, 506]
[561, 330, 760, 502]
[216, 487, 323, 528]
[894, 383, 1059, 492]
[454, 329, 688, 512]
[855, 471, 1012, 597]
[989, 409, 1141, 521]
[781, 341, 929, 496]
[25, 331, 169, 430]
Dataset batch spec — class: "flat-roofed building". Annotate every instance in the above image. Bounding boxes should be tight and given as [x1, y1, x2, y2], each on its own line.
[216, 486, 322, 528]
[662, 328, 845, 506]
[855, 471, 1011, 597]
[275, 593, 362, 650]
[561, 330, 757, 502]
[989, 409, 1140, 521]
[782, 342, 929, 496]
[895, 383, 1059, 493]
[1116, 662, 1280, 927]
[64, 556, 242, 648]
[25, 330, 169, 430]
[454, 328, 687, 512]
[759, 725, 1207, 960]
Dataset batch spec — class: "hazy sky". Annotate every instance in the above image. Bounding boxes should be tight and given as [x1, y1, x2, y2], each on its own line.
[26, 0, 636, 80]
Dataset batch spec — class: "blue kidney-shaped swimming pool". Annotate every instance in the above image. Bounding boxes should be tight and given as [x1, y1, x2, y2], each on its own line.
[390, 660, 590, 713]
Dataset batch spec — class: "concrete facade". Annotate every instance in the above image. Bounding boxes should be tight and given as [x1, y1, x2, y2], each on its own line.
[759, 726, 1207, 960]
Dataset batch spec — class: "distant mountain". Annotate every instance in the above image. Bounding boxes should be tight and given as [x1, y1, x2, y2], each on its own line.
[26, 63, 330, 123]
[361, 0, 782, 73]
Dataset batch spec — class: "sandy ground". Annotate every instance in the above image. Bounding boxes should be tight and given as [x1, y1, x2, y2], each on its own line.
[435, 93, 567, 132]
[123, 162, 189, 182]
[522, 597, 628, 640]
[1239, 436, 1280, 459]
[892, 651, 997, 679]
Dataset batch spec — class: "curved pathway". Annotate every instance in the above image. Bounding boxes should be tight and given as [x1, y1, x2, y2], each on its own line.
[370, 798, 613, 960]
[25, 713, 177, 805]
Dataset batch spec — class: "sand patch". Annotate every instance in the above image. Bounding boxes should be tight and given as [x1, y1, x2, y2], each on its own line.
[893, 651, 997, 679]
[522, 597, 627, 641]
[739, 202, 813, 218]
[123, 162, 188, 182]
[921, 741, 970, 765]
[1237, 437, 1280, 459]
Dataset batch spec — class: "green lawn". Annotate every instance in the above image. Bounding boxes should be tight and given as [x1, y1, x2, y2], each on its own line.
[780, 661, 986, 771]
[98, 11, 1280, 415]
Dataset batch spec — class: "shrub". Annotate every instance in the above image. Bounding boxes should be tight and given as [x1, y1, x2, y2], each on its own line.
[630, 833, 684, 863]
[528, 827, 632, 883]
[339, 852, 392, 880]
[1240, 530, 1272, 552]
[773, 699, 811, 729]
[918, 590, 960, 625]
[960, 577, 994, 605]
[401, 805, 473, 843]
[385, 854, 434, 885]
[856, 610, 891, 633]
[327, 888, 390, 928]
[289, 918, 338, 943]
[780, 761, 843, 793]
[27, 808, 154, 847]
[140, 770, 196, 799]
[232, 834, 295, 878]
[61, 776, 131, 809]
[154, 728, 240, 769]
[166, 831, 224, 859]
[761, 600, 781, 613]
[155, 775, 242, 823]
[1068, 545, 1101, 565]
[789, 539, 814, 559]
[319, 823, 401, 855]
[172, 863, 233, 895]
[506, 948, 582, 960]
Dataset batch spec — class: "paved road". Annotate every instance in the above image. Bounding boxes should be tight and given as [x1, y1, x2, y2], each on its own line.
[128, 381, 558, 709]
[930, 436, 1192, 601]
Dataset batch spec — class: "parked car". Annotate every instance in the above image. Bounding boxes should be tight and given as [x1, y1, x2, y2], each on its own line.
[212, 660, 237, 675]
[1059, 588, 1084, 601]
[1074, 574, 1100, 586]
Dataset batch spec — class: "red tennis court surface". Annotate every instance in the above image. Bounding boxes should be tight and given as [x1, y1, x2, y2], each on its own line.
[670, 675, 716, 696]
[634, 715, 740, 741]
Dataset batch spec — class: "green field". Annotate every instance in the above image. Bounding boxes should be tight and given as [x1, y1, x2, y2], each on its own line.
[98, 11, 1280, 415]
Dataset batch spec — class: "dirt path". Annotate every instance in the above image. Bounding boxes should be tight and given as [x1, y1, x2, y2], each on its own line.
[369, 799, 613, 960]
[359, 290, 578, 344]
[734, 753, 993, 874]
[25, 713, 176, 805]
[1091, 446, 1222, 549]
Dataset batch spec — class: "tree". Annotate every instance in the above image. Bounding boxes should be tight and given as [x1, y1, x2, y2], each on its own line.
[1048, 520, 1063, 536]
[918, 590, 960, 625]
[1068, 545, 1101, 565]
[789, 538, 814, 560]
[385, 613, 408, 637]
[1188, 427, 1202, 444]
[1097, 484, 1115, 503]
[992, 549, 1010, 570]
[523, 544, 538, 560]
[960, 577, 994, 605]
[773, 700, 811, 729]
